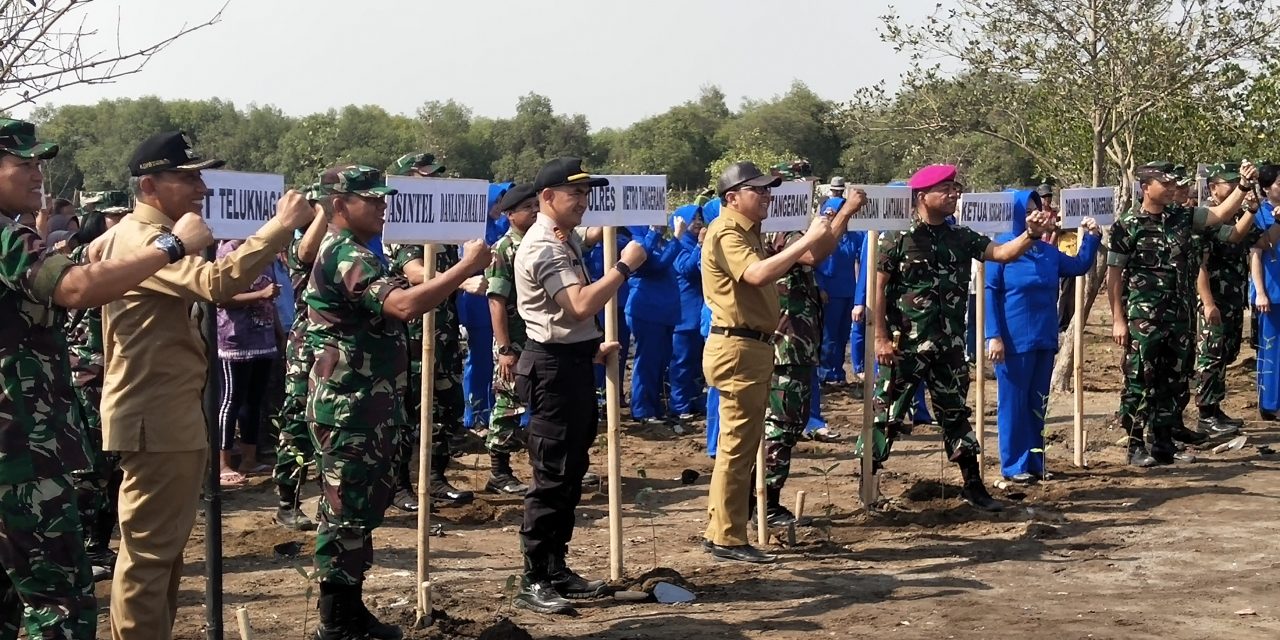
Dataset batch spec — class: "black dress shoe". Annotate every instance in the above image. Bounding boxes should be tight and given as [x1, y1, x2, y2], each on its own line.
[391, 488, 419, 513]
[1172, 426, 1209, 445]
[1007, 473, 1036, 485]
[765, 504, 798, 527]
[1197, 416, 1239, 437]
[485, 472, 529, 496]
[428, 481, 473, 507]
[1261, 410, 1278, 421]
[1128, 444, 1158, 468]
[1150, 441, 1177, 465]
[960, 480, 1004, 512]
[513, 581, 576, 615]
[706, 543, 776, 563]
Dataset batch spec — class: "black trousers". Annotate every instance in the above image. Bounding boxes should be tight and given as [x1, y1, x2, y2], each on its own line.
[515, 339, 599, 578]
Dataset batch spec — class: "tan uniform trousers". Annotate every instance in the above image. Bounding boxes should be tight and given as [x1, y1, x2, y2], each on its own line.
[702, 334, 774, 546]
[110, 448, 206, 640]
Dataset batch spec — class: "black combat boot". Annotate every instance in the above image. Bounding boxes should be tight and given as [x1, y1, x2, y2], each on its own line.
[485, 452, 529, 496]
[276, 479, 317, 531]
[428, 453, 473, 507]
[763, 486, 798, 527]
[956, 455, 1004, 512]
[314, 582, 402, 640]
[351, 582, 404, 640]
[548, 553, 607, 600]
[1149, 424, 1177, 465]
[513, 555, 575, 614]
[1197, 405, 1241, 437]
[1172, 424, 1209, 445]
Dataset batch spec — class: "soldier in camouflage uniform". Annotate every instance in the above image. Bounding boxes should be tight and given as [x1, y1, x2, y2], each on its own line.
[485, 184, 539, 496]
[759, 197, 855, 526]
[273, 184, 330, 531]
[0, 118, 214, 640]
[384, 152, 474, 511]
[66, 196, 132, 580]
[304, 164, 490, 640]
[1194, 163, 1277, 436]
[1108, 161, 1259, 467]
[866, 164, 1054, 512]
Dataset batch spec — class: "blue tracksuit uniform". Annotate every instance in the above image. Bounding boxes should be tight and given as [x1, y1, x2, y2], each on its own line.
[458, 186, 512, 428]
[671, 205, 706, 416]
[986, 190, 1099, 477]
[1255, 201, 1280, 412]
[589, 227, 633, 393]
[817, 200, 862, 383]
[625, 225, 683, 420]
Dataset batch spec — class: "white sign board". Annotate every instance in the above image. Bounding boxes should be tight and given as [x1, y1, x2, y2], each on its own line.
[382, 176, 490, 244]
[760, 180, 815, 233]
[846, 185, 914, 231]
[958, 191, 1017, 235]
[582, 175, 668, 227]
[201, 170, 285, 240]
[1059, 187, 1117, 227]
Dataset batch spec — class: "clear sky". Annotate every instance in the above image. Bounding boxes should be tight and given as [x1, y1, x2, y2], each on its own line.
[14, 0, 938, 129]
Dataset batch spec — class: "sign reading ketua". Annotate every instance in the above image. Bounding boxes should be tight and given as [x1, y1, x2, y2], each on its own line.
[382, 176, 490, 244]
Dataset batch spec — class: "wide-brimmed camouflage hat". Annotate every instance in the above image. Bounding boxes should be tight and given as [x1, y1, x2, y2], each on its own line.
[388, 152, 445, 177]
[0, 118, 58, 160]
[1135, 161, 1180, 184]
[320, 165, 398, 198]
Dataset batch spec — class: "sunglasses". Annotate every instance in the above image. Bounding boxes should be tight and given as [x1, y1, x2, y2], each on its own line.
[736, 185, 771, 195]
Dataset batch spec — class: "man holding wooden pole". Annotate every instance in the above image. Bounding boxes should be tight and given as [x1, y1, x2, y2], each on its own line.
[866, 164, 1054, 512]
[700, 162, 834, 564]
[511, 158, 646, 614]
[303, 165, 487, 640]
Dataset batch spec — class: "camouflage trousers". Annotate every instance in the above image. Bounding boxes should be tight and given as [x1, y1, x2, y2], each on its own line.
[0, 474, 96, 639]
[273, 337, 315, 497]
[395, 365, 466, 488]
[869, 346, 977, 462]
[69, 382, 120, 548]
[488, 343, 526, 455]
[764, 365, 814, 489]
[1119, 319, 1191, 436]
[311, 422, 396, 586]
[1195, 305, 1245, 410]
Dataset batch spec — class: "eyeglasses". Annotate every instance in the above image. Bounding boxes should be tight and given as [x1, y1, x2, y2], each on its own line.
[736, 185, 771, 195]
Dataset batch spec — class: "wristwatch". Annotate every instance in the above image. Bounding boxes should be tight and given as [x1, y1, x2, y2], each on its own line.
[497, 344, 514, 356]
[152, 233, 186, 263]
[613, 262, 633, 279]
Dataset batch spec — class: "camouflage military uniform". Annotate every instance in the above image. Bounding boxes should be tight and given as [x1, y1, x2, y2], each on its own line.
[305, 228, 408, 586]
[273, 235, 318, 503]
[486, 228, 527, 454]
[763, 232, 821, 489]
[1195, 206, 1262, 410]
[385, 245, 466, 471]
[0, 216, 96, 638]
[1107, 205, 1214, 444]
[869, 219, 991, 461]
[65, 244, 121, 553]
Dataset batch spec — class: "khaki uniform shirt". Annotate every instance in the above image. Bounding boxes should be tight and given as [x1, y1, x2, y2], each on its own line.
[99, 202, 291, 452]
[701, 206, 780, 334]
[514, 213, 602, 344]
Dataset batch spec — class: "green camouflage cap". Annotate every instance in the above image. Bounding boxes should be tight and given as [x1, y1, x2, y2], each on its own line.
[1135, 161, 1179, 184]
[0, 118, 58, 160]
[1206, 162, 1241, 182]
[97, 190, 132, 214]
[302, 182, 327, 202]
[388, 152, 445, 177]
[320, 164, 398, 198]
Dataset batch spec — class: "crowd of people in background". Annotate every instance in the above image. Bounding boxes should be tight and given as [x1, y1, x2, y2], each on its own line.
[2, 110, 1273, 638]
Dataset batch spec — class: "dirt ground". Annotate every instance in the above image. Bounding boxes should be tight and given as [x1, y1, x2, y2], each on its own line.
[95, 306, 1280, 639]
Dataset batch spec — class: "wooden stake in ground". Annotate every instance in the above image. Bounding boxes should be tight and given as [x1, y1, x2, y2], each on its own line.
[235, 607, 253, 640]
[603, 227, 625, 581]
[415, 245, 438, 625]
[1073, 273, 1086, 467]
[859, 236, 880, 506]
[755, 434, 768, 545]
[974, 260, 987, 479]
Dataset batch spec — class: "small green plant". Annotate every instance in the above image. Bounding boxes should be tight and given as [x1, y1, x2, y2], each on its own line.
[633, 467, 664, 568]
[498, 574, 519, 617]
[1031, 391, 1051, 478]
[294, 566, 320, 639]
[807, 462, 840, 517]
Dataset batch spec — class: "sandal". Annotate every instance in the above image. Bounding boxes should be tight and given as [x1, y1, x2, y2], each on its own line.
[805, 426, 842, 442]
[219, 470, 246, 487]
[238, 463, 271, 477]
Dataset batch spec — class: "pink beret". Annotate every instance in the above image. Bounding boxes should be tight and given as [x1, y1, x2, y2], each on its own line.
[907, 164, 958, 190]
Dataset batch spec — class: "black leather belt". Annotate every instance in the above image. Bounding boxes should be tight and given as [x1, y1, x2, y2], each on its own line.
[709, 326, 776, 345]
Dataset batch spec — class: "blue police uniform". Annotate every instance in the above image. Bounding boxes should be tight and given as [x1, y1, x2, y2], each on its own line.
[671, 204, 707, 418]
